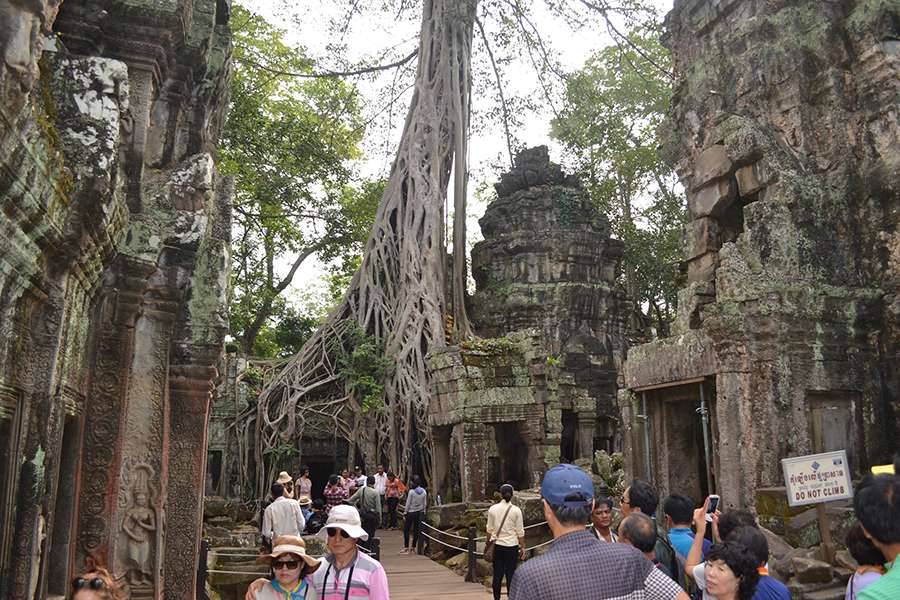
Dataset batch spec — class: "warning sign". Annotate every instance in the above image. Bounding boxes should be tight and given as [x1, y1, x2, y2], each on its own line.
[781, 450, 853, 507]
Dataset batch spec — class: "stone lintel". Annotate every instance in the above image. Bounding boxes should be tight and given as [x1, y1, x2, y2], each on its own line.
[623, 331, 717, 390]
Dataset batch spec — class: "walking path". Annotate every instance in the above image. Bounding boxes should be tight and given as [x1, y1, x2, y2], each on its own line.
[377, 529, 494, 600]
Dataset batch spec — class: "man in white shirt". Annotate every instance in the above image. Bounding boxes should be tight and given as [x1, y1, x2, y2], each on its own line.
[262, 482, 306, 547]
[373, 465, 388, 526]
[486, 484, 525, 600]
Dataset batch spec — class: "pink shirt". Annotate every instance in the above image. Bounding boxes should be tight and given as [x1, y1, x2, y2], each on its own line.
[309, 551, 389, 600]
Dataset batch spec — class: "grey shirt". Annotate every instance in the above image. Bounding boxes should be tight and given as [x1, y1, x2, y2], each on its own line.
[349, 485, 382, 515]
[405, 488, 427, 513]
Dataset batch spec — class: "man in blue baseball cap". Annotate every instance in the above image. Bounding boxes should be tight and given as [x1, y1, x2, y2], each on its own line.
[509, 464, 689, 600]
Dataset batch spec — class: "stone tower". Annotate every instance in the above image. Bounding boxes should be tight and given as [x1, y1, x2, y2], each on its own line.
[621, 0, 899, 508]
[428, 148, 628, 501]
[471, 146, 629, 451]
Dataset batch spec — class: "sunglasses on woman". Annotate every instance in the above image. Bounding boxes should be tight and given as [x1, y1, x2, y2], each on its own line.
[273, 560, 300, 570]
[326, 527, 351, 538]
[72, 577, 105, 590]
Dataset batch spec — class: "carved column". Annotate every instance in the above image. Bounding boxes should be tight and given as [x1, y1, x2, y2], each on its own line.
[77, 258, 156, 569]
[457, 423, 489, 502]
[163, 345, 218, 600]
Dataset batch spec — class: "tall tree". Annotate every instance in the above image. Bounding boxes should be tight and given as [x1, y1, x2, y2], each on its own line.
[221, 4, 366, 355]
[252, 0, 477, 489]
[551, 25, 683, 336]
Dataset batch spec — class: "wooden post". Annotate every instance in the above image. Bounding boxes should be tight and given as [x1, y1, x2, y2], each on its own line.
[466, 526, 477, 583]
[371, 537, 381, 562]
[815, 503, 835, 564]
[416, 525, 425, 555]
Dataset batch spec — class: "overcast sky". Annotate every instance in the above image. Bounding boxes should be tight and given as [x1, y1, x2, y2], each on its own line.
[245, 0, 675, 311]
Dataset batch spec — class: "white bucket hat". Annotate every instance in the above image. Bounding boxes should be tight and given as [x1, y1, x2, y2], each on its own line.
[317, 505, 368, 541]
[275, 471, 292, 485]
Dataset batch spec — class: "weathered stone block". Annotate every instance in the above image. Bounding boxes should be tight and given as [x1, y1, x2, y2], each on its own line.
[686, 251, 719, 282]
[791, 557, 833, 584]
[426, 502, 468, 528]
[691, 145, 732, 190]
[688, 178, 736, 218]
[684, 217, 722, 260]
[734, 160, 775, 197]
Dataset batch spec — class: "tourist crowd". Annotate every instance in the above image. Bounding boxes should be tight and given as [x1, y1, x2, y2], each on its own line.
[65, 457, 899, 600]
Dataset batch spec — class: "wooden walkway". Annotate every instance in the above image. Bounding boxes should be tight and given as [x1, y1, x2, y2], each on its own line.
[377, 529, 494, 600]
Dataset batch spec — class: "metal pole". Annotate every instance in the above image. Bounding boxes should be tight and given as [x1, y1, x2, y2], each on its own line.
[641, 392, 652, 481]
[466, 526, 477, 583]
[698, 382, 714, 494]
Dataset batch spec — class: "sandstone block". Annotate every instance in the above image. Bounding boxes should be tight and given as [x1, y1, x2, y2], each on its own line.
[684, 217, 722, 260]
[735, 160, 775, 196]
[426, 502, 468, 528]
[791, 556, 833, 584]
[688, 177, 737, 218]
[692, 145, 733, 190]
[686, 251, 719, 282]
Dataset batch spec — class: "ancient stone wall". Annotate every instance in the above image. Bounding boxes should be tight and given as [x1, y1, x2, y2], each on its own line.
[622, 0, 899, 508]
[0, 0, 232, 598]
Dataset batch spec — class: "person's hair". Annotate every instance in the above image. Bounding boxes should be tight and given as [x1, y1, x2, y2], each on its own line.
[547, 495, 592, 527]
[72, 556, 125, 600]
[663, 494, 694, 524]
[328, 474, 340, 487]
[594, 496, 613, 511]
[312, 498, 325, 510]
[411, 475, 422, 488]
[846, 521, 886, 567]
[620, 513, 658, 553]
[854, 475, 900, 544]
[718, 509, 757, 542]
[726, 526, 768, 567]
[366, 475, 375, 485]
[387, 471, 395, 479]
[627, 479, 658, 515]
[283, 480, 293, 491]
[500, 484, 514, 501]
[271, 482, 284, 498]
[706, 542, 760, 600]
[300, 466, 309, 476]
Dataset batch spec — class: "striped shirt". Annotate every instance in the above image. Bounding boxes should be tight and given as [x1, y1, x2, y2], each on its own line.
[509, 529, 684, 600]
[308, 550, 389, 600]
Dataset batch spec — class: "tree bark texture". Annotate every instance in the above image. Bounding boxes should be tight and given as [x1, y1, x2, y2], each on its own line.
[248, 0, 477, 492]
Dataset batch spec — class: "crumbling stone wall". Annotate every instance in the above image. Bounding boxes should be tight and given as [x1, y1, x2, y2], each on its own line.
[0, 0, 232, 598]
[622, 0, 899, 508]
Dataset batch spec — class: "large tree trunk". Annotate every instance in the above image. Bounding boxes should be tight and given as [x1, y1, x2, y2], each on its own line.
[249, 0, 477, 492]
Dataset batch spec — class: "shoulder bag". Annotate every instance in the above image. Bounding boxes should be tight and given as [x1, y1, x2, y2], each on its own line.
[483, 504, 513, 562]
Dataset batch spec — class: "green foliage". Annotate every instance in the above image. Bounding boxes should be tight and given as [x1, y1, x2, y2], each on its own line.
[337, 324, 392, 413]
[552, 25, 685, 336]
[593, 450, 626, 497]
[223, 4, 372, 355]
[545, 355, 561, 367]
[458, 336, 516, 355]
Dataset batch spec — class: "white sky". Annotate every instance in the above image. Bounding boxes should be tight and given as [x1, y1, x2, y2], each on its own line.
[246, 0, 674, 310]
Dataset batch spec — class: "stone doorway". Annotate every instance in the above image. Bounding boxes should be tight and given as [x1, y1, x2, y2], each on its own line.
[560, 410, 578, 463]
[491, 422, 531, 491]
[306, 460, 334, 500]
[644, 379, 717, 504]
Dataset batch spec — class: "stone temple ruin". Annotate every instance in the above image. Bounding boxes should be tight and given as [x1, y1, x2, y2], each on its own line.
[621, 0, 899, 510]
[0, 0, 232, 598]
[428, 146, 629, 502]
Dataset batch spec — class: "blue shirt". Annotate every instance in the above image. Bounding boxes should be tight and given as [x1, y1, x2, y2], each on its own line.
[754, 575, 791, 600]
[668, 527, 711, 560]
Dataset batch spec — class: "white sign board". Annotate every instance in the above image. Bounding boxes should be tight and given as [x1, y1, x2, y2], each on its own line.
[781, 450, 853, 507]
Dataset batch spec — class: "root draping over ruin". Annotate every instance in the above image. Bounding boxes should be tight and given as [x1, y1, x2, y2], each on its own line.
[244, 0, 477, 494]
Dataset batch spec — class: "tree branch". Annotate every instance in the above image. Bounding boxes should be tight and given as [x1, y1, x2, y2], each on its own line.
[239, 48, 418, 79]
[476, 16, 514, 168]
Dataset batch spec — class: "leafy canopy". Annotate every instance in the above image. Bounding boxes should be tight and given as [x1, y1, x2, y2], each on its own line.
[552, 24, 684, 336]
[222, 4, 371, 355]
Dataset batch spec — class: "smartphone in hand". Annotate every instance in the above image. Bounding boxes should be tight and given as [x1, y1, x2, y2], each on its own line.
[705, 495, 720, 521]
